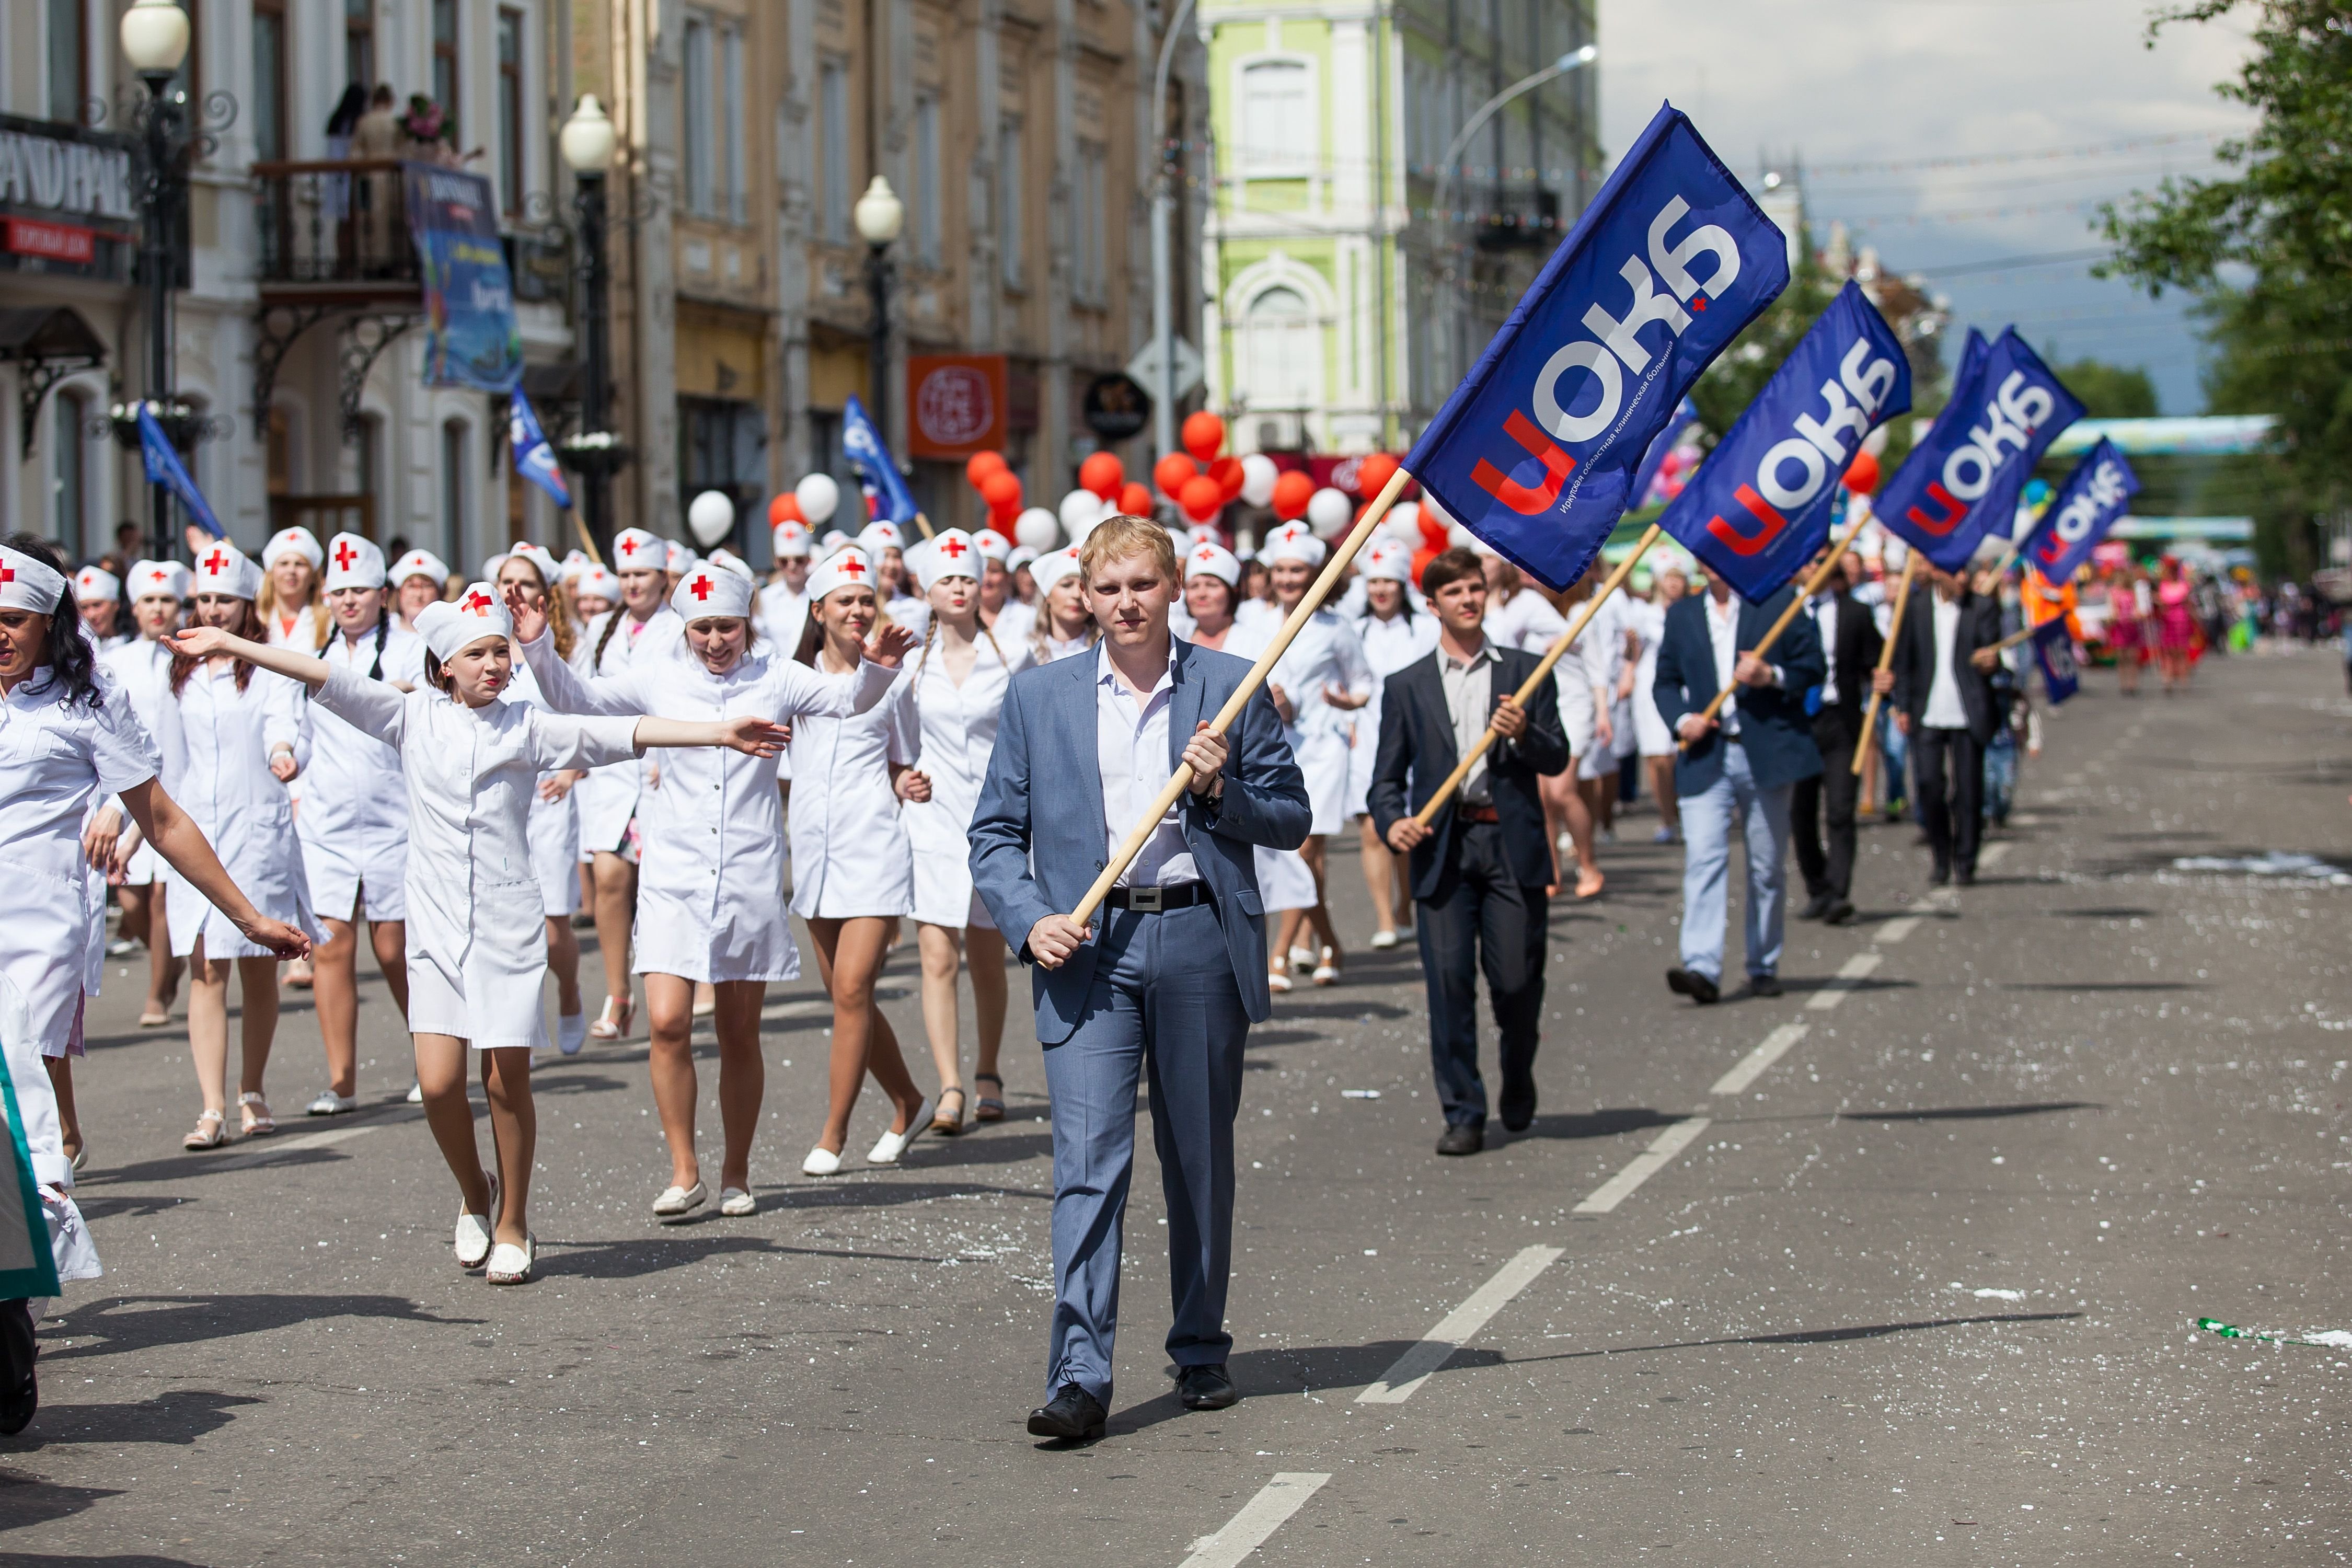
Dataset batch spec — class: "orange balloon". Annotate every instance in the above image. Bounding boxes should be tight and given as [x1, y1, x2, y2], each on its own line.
[1179, 474, 1225, 523]
[1270, 470, 1315, 521]
[1841, 449, 1881, 494]
[1153, 452, 1198, 499]
[1118, 481, 1154, 516]
[1356, 452, 1400, 498]
[1208, 456, 1244, 502]
[768, 493, 803, 525]
[1078, 451, 1125, 501]
[980, 469, 1023, 509]
[1181, 410, 1226, 463]
[966, 451, 1009, 490]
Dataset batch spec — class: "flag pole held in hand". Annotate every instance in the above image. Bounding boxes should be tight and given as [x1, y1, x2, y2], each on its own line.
[1851, 551, 1917, 776]
[1411, 523, 1664, 827]
[1066, 467, 1415, 928]
[1678, 506, 1872, 752]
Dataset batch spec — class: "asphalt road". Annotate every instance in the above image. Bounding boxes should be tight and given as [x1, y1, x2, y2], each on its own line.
[4, 643, 2348, 1566]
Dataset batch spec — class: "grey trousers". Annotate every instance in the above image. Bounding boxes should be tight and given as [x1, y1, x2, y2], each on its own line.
[1042, 901, 1249, 1402]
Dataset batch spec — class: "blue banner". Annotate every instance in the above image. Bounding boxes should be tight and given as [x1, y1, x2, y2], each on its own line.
[1631, 396, 1698, 508]
[841, 394, 921, 527]
[137, 403, 222, 539]
[1877, 327, 2083, 573]
[1657, 281, 1911, 600]
[1404, 102, 1790, 591]
[509, 388, 572, 509]
[2032, 616, 2080, 704]
[2021, 437, 2139, 584]
[403, 163, 524, 393]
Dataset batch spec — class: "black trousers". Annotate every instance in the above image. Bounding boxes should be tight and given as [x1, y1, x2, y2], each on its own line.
[1910, 725, 1984, 875]
[1791, 706, 1862, 901]
[1413, 821, 1548, 1129]
[0, 1298, 34, 1435]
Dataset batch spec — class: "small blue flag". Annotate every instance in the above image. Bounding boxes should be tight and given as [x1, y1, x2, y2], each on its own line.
[1876, 327, 2083, 573]
[2031, 616, 2080, 704]
[1404, 102, 1790, 591]
[2020, 437, 2139, 585]
[509, 389, 572, 509]
[841, 394, 920, 527]
[1630, 396, 1699, 509]
[137, 404, 222, 539]
[1657, 281, 1911, 601]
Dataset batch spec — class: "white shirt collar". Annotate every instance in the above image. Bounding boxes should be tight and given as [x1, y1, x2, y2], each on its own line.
[1096, 637, 1178, 701]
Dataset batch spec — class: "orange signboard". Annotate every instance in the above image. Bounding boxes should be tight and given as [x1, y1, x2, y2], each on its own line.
[906, 353, 1008, 459]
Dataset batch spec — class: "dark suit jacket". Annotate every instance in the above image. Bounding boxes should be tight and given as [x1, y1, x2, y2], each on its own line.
[1367, 643, 1571, 899]
[1890, 588, 2002, 745]
[968, 637, 1312, 1044]
[1812, 587, 1885, 723]
[1651, 587, 1827, 796]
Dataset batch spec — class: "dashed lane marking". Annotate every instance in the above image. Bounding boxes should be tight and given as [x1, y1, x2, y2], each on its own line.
[1805, 951, 1882, 1010]
[1178, 1473, 1332, 1568]
[1710, 1023, 1808, 1098]
[1978, 841, 2012, 870]
[207, 1123, 380, 1170]
[1356, 1246, 1565, 1403]
[1572, 1118, 1712, 1217]
[1874, 915, 1921, 945]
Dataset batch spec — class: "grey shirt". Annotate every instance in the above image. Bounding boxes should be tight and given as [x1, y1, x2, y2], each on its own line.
[1438, 640, 1503, 805]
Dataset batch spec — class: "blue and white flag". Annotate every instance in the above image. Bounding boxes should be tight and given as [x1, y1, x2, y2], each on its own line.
[841, 394, 920, 527]
[137, 404, 222, 539]
[2032, 616, 2080, 705]
[2021, 437, 2138, 585]
[508, 389, 572, 509]
[1404, 102, 1790, 591]
[1631, 395, 1699, 508]
[1877, 327, 2083, 573]
[1657, 281, 1911, 601]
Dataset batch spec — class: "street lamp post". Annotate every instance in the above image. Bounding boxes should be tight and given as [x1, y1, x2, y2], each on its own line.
[559, 95, 623, 557]
[1149, 0, 1198, 459]
[119, 0, 193, 564]
[855, 176, 904, 455]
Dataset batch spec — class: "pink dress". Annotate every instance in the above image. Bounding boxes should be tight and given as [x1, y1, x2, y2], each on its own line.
[2156, 581, 2195, 652]
[2105, 584, 2143, 653]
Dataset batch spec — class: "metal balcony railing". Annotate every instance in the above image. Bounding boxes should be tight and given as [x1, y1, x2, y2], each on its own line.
[250, 159, 420, 289]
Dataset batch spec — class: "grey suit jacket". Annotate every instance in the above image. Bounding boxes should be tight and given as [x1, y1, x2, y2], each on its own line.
[967, 637, 1311, 1044]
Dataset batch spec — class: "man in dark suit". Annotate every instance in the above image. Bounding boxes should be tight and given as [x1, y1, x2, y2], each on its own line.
[1369, 547, 1570, 1156]
[1650, 571, 1827, 1002]
[1889, 565, 2003, 885]
[1790, 551, 1885, 926]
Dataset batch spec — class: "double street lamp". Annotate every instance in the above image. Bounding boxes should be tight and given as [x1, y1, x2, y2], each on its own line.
[558, 95, 624, 555]
[854, 176, 904, 453]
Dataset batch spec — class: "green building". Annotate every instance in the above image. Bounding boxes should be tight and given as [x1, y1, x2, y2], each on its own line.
[1199, 0, 1598, 458]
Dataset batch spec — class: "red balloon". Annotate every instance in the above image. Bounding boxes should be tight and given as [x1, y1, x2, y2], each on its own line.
[1419, 513, 1450, 552]
[966, 451, 1009, 490]
[1179, 474, 1226, 523]
[988, 499, 1021, 530]
[1270, 470, 1316, 522]
[1208, 456, 1244, 502]
[1356, 453, 1400, 498]
[1078, 451, 1125, 501]
[1152, 452, 1198, 499]
[1181, 410, 1226, 463]
[768, 493, 803, 525]
[1118, 481, 1154, 516]
[1841, 449, 1881, 495]
[980, 469, 1023, 510]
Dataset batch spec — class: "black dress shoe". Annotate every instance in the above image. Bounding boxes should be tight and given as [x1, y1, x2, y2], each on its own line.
[1823, 898, 1857, 926]
[1796, 892, 1832, 921]
[1498, 1082, 1537, 1134]
[1929, 860, 1952, 887]
[1435, 1123, 1484, 1156]
[1955, 867, 1976, 887]
[1027, 1382, 1107, 1442]
[1665, 966, 1720, 1005]
[1175, 1363, 1239, 1410]
[1748, 973, 1784, 998]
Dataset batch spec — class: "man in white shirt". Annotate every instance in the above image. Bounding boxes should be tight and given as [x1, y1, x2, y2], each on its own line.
[1890, 568, 2002, 885]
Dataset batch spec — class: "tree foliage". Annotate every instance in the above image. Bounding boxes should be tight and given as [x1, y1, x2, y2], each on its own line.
[2049, 357, 2159, 419]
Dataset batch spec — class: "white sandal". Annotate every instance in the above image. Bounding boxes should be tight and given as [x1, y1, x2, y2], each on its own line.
[485, 1234, 536, 1286]
[1267, 958, 1293, 995]
[237, 1091, 276, 1137]
[652, 1181, 707, 1220]
[1312, 946, 1341, 986]
[1368, 929, 1399, 950]
[587, 993, 635, 1042]
[182, 1109, 228, 1151]
[455, 1174, 499, 1270]
[801, 1145, 843, 1177]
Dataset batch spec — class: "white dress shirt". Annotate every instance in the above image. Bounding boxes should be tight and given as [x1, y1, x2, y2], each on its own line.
[1097, 641, 1199, 887]
[1810, 592, 1840, 707]
[1704, 592, 1744, 733]
[1924, 595, 1968, 730]
[1437, 639, 1503, 804]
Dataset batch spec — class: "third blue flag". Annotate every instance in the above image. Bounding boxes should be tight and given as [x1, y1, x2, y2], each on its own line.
[2021, 436, 2138, 585]
[1876, 327, 2083, 573]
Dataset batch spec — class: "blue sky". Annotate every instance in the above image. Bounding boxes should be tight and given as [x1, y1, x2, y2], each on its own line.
[1599, 0, 2257, 413]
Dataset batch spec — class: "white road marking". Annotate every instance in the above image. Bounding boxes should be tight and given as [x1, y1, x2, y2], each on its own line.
[1874, 915, 1920, 946]
[1710, 1023, 1809, 1098]
[1978, 841, 2011, 870]
[1356, 1246, 1564, 1403]
[1805, 951, 1882, 1011]
[1178, 1473, 1332, 1568]
[211, 1123, 380, 1170]
[1573, 1118, 1712, 1217]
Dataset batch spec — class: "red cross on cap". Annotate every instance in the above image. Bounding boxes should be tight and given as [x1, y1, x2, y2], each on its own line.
[334, 540, 359, 571]
[837, 556, 866, 577]
[149, 569, 168, 586]
[463, 590, 494, 613]
[204, 549, 228, 574]
[689, 574, 713, 600]
[620, 536, 641, 555]
[939, 537, 968, 558]
[1196, 547, 1217, 561]
[0, 563, 14, 585]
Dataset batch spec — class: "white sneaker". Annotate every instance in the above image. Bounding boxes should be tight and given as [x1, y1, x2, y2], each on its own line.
[406, 1080, 424, 1104]
[305, 1090, 358, 1116]
[801, 1145, 843, 1177]
[1287, 944, 1316, 969]
[1369, 929, 1399, 950]
[454, 1174, 499, 1270]
[719, 1186, 756, 1217]
[652, 1181, 707, 1220]
[556, 1010, 588, 1056]
[1555, 830, 1575, 856]
[867, 1100, 931, 1166]
[105, 937, 139, 958]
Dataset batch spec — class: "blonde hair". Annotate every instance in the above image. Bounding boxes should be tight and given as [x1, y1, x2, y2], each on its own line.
[257, 564, 329, 651]
[1077, 513, 1179, 587]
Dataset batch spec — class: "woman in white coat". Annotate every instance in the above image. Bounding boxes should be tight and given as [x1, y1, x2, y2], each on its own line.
[902, 531, 1031, 1134]
[170, 586, 783, 1285]
[102, 559, 190, 1025]
[1024, 548, 1099, 663]
[787, 548, 935, 1175]
[296, 533, 423, 1113]
[390, 549, 450, 635]
[492, 548, 591, 1055]
[1348, 540, 1439, 948]
[572, 526, 682, 1041]
[160, 542, 320, 1147]
[513, 560, 909, 1216]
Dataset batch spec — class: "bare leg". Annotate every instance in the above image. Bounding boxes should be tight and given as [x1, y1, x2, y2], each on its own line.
[370, 919, 410, 1018]
[1647, 758, 1681, 833]
[142, 887, 183, 1020]
[187, 943, 230, 1116]
[808, 916, 924, 1154]
[42, 1057, 78, 1166]
[1275, 908, 1308, 965]
[234, 955, 281, 1101]
[966, 926, 1008, 1084]
[1299, 836, 1342, 962]
[591, 850, 637, 1013]
[118, 883, 151, 948]
[916, 923, 966, 1106]
[544, 915, 581, 1019]
[413, 1032, 492, 1217]
[1560, 764, 1602, 894]
[1357, 816, 1401, 936]
[712, 981, 766, 1190]
[312, 916, 362, 1098]
[1539, 770, 1576, 882]
[478, 1048, 536, 1248]
[641, 972, 702, 1190]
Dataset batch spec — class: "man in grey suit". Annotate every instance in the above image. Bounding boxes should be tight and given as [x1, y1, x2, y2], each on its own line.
[970, 515, 1311, 1443]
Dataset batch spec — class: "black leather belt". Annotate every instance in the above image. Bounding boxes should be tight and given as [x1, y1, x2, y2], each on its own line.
[1105, 881, 1211, 912]
[1456, 801, 1500, 824]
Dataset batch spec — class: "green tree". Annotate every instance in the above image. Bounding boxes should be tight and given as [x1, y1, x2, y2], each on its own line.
[2097, 1, 2352, 579]
[2047, 356, 2160, 419]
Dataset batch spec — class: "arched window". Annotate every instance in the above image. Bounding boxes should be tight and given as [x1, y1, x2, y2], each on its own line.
[1239, 61, 1311, 175]
[1241, 286, 1317, 411]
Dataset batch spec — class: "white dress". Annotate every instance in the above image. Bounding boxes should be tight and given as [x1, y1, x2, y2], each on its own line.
[1575, 592, 1630, 781]
[98, 638, 174, 885]
[522, 635, 895, 981]
[1346, 609, 1440, 817]
[756, 582, 809, 662]
[786, 656, 920, 921]
[569, 606, 683, 858]
[501, 658, 582, 918]
[297, 620, 425, 922]
[1488, 587, 1598, 758]
[1229, 607, 1372, 836]
[1629, 598, 1675, 757]
[903, 628, 1033, 928]
[158, 664, 318, 960]
[312, 666, 642, 1050]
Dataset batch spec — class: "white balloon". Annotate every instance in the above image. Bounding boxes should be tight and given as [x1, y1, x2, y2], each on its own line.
[1239, 452, 1278, 509]
[1306, 486, 1353, 539]
[1058, 489, 1101, 534]
[794, 472, 841, 526]
[686, 489, 736, 547]
[1013, 506, 1060, 551]
[1378, 501, 1421, 543]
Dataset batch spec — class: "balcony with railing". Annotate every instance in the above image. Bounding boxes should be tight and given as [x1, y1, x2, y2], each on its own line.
[250, 161, 571, 305]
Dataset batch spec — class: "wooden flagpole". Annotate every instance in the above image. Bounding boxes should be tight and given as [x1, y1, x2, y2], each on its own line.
[1677, 506, 1873, 752]
[1066, 466, 1415, 927]
[571, 513, 605, 568]
[1850, 551, 1917, 776]
[1408, 523, 1665, 828]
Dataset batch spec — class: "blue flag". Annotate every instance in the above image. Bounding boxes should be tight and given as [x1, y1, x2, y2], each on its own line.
[1404, 102, 1790, 591]
[2032, 616, 2080, 704]
[508, 389, 572, 509]
[1631, 396, 1699, 508]
[2021, 437, 2138, 584]
[1877, 327, 2083, 573]
[841, 394, 920, 527]
[1657, 281, 1911, 600]
[137, 403, 222, 539]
